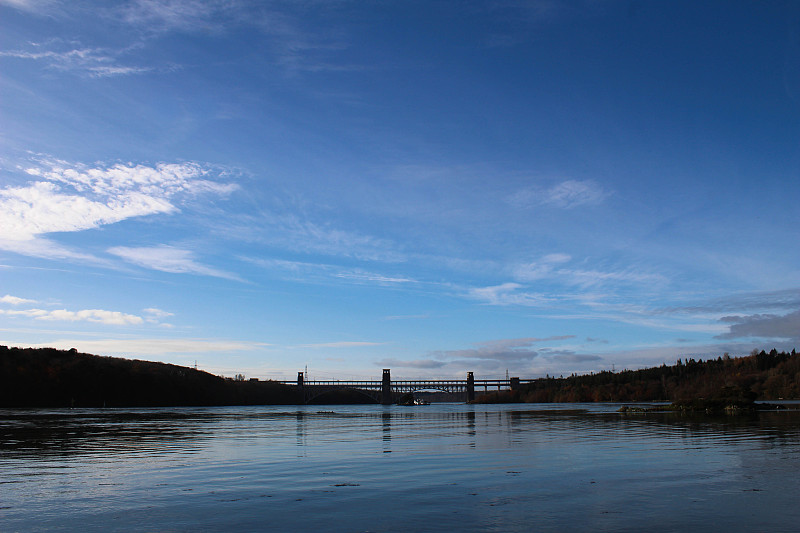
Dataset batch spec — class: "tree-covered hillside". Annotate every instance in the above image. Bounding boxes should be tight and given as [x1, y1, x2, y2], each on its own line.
[0, 346, 296, 407]
[478, 349, 800, 403]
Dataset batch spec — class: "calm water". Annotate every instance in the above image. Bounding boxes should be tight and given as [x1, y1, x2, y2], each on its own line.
[2, 403, 800, 532]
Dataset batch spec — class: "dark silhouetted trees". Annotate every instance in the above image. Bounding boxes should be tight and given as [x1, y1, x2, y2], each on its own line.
[0, 346, 297, 407]
[474, 349, 800, 403]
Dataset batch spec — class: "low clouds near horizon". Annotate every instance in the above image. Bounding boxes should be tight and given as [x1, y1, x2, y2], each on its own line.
[716, 310, 800, 341]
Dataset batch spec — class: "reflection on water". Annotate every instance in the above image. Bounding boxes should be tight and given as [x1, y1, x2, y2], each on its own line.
[3, 403, 800, 532]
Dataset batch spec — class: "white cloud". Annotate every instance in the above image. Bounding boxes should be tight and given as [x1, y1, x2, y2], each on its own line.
[0, 159, 236, 260]
[0, 307, 143, 325]
[0, 294, 37, 305]
[30, 160, 235, 197]
[143, 307, 174, 326]
[0, 181, 174, 241]
[108, 245, 240, 280]
[143, 307, 174, 318]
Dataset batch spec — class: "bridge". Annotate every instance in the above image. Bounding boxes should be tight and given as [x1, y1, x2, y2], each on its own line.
[280, 369, 535, 404]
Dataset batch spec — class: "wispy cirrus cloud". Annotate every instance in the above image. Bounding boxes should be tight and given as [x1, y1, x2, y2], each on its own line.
[241, 214, 405, 263]
[383, 314, 430, 321]
[120, 0, 228, 32]
[295, 341, 385, 349]
[4, 1, 356, 78]
[108, 245, 241, 281]
[0, 236, 108, 263]
[118, 0, 355, 73]
[512, 253, 571, 281]
[0, 0, 59, 14]
[558, 268, 666, 288]
[543, 180, 608, 208]
[0, 44, 152, 77]
[333, 269, 413, 284]
[511, 254, 665, 290]
[509, 179, 608, 209]
[468, 283, 552, 307]
[244, 257, 413, 286]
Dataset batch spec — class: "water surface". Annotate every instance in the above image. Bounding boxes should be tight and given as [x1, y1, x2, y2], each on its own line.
[2, 403, 799, 532]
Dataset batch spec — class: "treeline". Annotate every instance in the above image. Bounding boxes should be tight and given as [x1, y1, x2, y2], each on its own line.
[477, 349, 800, 403]
[0, 346, 297, 407]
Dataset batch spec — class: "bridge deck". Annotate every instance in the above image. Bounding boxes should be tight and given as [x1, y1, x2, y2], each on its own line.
[278, 371, 536, 404]
[279, 379, 536, 388]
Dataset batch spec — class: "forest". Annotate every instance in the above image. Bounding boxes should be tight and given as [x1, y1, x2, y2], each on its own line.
[0, 345, 296, 407]
[475, 349, 800, 404]
[3, 346, 799, 407]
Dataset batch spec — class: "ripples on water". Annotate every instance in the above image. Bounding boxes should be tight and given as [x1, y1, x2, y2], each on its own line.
[2, 403, 800, 532]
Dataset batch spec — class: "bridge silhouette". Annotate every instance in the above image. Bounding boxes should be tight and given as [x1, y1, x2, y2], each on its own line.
[281, 369, 534, 404]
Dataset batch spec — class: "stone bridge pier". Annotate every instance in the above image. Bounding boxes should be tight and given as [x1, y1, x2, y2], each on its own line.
[382, 369, 392, 405]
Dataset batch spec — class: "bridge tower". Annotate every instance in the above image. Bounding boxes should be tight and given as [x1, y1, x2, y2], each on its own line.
[381, 369, 392, 405]
[296, 371, 305, 403]
[466, 371, 475, 402]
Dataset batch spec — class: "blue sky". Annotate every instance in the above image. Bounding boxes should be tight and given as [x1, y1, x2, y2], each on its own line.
[1, 0, 798, 381]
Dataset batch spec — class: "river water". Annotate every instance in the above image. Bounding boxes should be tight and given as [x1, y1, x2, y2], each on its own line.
[2, 403, 800, 532]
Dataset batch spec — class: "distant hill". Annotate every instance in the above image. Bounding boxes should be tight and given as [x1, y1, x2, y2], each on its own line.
[6, 345, 800, 408]
[475, 349, 800, 403]
[0, 346, 297, 407]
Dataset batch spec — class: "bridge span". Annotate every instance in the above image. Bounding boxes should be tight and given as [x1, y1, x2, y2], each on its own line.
[280, 369, 535, 404]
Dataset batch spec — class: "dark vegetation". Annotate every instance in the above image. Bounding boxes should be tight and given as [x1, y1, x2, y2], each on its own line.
[473, 349, 800, 405]
[0, 346, 297, 407]
[4, 346, 800, 408]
